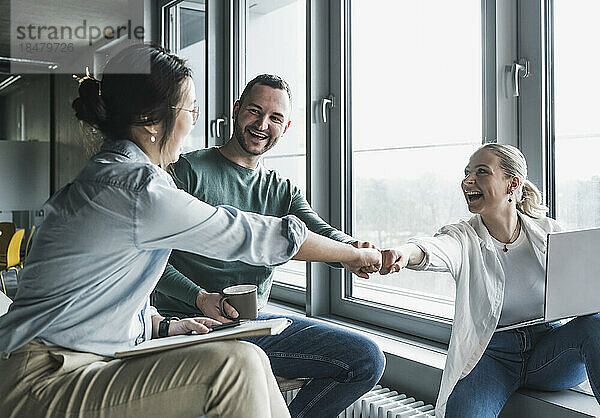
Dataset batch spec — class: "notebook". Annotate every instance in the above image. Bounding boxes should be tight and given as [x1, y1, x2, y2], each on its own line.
[114, 317, 292, 358]
[0, 291, 12, 316]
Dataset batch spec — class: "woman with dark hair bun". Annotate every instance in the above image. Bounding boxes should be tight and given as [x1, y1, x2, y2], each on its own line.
[0, 43, 381, 417]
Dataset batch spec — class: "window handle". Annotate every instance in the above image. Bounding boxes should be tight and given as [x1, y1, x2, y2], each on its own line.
[321, 95, 334, 123]
[211, 115, 228, 138]
[512, 58, 530, 97]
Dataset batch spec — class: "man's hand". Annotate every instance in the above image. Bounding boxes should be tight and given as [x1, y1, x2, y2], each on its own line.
[379, 249, 409, 275]
[341, 246, 382, 279]
[168, 317, 222, 336]
[196, 291, 239, 322]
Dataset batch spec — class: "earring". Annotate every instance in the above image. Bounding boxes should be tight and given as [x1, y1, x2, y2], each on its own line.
[150, 135, 156, 143]
[508, 190, 513, 203]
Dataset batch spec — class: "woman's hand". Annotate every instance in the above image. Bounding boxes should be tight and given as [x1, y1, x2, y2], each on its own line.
[342, 247, 382, 279]
[379, 249, 408, 275]
[168, 317, 222, 336]
[379, 244, 424, 275]
[196, 291, 238, 322]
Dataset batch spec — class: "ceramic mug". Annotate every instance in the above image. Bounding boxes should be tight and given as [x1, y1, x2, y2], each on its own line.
[219, 284, 258, 320]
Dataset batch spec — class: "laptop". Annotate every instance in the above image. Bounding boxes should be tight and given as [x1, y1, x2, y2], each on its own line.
[496, 227, 600, 332]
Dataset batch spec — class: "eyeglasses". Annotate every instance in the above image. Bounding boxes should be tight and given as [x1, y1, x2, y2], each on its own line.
[172, 105, 200, 125]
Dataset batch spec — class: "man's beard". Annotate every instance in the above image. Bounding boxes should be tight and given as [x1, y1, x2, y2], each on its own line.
[233, 120, 277, 156]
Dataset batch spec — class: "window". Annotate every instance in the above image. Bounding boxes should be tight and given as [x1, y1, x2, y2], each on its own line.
[225, 0, 600, 344]
[244, 0, 308, 291]
[551, 0, 600, 230]
[345, 0, 482, 323]
[164, 0, 206, 152]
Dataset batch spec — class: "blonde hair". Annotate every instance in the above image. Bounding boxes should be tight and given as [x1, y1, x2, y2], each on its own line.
[477, 143, 548, 218]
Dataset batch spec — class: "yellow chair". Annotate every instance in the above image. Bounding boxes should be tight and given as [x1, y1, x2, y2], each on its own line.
[0, 229, 24, 295]
[0, 222, 17, 263]
[20, 225, 36, 268]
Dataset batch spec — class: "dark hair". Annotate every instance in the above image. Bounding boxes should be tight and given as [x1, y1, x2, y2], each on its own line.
[72, 43, 192, 166]
[238, 74, 292, 108]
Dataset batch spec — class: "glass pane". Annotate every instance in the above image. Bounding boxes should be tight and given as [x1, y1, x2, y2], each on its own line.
[553, 0, 600, 230]
[168, 0, 206, 153]
[180, 7, 206, 49]
[350, 0, 482, 319]
[262, 155, 306, 194]
[246, 0, 307, 289]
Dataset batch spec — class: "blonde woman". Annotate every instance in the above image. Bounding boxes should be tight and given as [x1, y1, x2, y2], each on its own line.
[380, 143, 600, 417]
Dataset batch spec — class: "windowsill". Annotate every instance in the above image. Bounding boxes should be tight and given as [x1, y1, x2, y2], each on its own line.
[263, 301, 600, 418]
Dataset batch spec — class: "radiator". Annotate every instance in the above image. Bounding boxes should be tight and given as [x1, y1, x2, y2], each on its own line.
[282, 384, 435, 418]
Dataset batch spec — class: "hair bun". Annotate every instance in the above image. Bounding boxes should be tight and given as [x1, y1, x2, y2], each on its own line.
[72, 78, 108, 130]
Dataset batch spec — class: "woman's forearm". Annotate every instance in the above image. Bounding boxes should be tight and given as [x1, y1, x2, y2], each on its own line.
[151, 315, 165, 338]
[380, 244, 425, 275]
[404, 243, 425, 266]
[293, 231, 381, 278]
[292, 231, 358, 262]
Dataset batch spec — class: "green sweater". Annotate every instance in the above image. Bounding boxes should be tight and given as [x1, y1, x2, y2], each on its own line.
[153, 147, 353, 317]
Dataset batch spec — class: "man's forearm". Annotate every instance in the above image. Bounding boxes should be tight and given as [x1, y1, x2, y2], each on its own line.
[156, 263, 204, 308]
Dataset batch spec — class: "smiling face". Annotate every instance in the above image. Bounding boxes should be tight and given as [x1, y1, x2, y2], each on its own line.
[167, 77, 196, 164]
[462, 149, 515, 216]
[232, 83, 291, 156]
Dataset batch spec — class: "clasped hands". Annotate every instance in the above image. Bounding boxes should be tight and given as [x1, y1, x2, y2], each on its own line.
[341, 242, 410, 279]
[193, 242, 412, 323]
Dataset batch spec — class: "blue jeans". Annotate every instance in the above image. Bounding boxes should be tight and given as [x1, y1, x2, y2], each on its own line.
[446, 314, 600, 417]
[242, 312, 385, 418]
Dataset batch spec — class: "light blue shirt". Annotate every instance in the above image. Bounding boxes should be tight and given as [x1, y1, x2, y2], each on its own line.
[0, 140, 307, 357]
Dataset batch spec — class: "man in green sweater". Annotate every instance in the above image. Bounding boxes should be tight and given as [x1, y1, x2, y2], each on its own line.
[153, 74, 385, 418]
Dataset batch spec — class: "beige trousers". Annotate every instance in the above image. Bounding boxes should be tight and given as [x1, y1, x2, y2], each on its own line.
[0, 339, 290, 418]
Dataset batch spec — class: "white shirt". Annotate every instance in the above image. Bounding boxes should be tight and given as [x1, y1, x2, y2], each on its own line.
[408, 213, 561, 417]
[493, 229, 546, 327]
